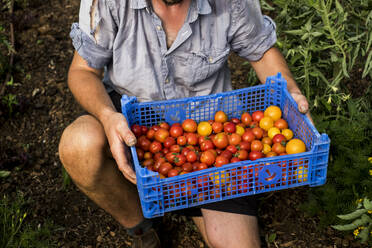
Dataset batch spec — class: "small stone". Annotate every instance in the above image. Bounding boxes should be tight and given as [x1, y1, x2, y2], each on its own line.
[109, 231, 115, 237]
[96, 235, 103, 242]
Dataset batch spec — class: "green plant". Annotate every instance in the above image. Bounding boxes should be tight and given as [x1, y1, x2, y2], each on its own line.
[2, 93, 18, 115]
[0, 194, 58, 248]
[332, 197, 372, 244]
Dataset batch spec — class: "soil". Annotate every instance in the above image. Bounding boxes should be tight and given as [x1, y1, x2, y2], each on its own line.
[0, 1, 366, 247]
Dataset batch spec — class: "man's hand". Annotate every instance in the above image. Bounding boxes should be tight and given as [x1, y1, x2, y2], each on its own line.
[289, 91, 314, 124]
[102, 111, 137, 184]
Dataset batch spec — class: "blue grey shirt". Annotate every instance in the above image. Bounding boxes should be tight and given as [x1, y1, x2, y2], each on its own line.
[70, 0, 277, 102]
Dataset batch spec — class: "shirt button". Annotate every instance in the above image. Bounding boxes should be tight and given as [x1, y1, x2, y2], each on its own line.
[165, 78, 169, 84]
[208, 57, 213, 63]
[157, 25, 162, 30]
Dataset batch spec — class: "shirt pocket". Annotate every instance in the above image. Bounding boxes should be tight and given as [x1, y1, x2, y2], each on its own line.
[190, 47, 230, 84]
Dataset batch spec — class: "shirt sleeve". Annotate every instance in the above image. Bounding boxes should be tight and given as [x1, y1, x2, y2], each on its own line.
[229, 0, 277, 62]
[70, 0, 118, 69]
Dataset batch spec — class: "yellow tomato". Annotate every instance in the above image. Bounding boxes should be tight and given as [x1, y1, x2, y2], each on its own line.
[263, 144, 272, 154]
[236, 125, 245, 136]
[268, 127, 281, 139]
[294, 166, 308, 182]
[259, 116, 274, 131]
[282, 129, 294, 140]
[210, 171, 230, 186]
[264, 105, 282, 121]
[286, 138, 306, 154]
[197, 121, 212, 136]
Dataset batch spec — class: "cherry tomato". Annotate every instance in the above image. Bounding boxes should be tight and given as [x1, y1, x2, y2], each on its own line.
[186, 132, 198, 145]
[200, 140, 215, 151]
[177, 135, 187, 146]
[249, 151, 263, 161]
[213, 133, 229, 149]
[224, 122, 236, 133]
[241, 112, 252, 126]
[215, 155, 229, 167]
[272, 134, 287, 145]
[181, 147, 191, 157]
[154, 128, 169, 143]
[173, 154, 186, 166]
[259, 116, 274, 131]
[142, 158, 154, 168]
[149, 141, 162, 154]
[261, 136, 272, 146]
[146, 129, 155, 140]
[265, 151, 277, 157]
[163, 137, 176, 148]
[274, 118, 288, 130]
[286, 139, 306, 154]
[220, 150, 233, 160]
[186, 150, 198, 162]
[131, 124, 142, 137]
[239, 141, 251, 151]
[200, 150, 215, 166]
[242, 130, 255, 143]
[159, 122, 170, 130]
[169, 125, 184, 138]
[169, 144, 181, 153]
[230, 157, 241, 163]
[197, 121, 213, 136]
[214, 111, 228, 123]
[235, 149, 249, 160]
[144, 152, 153, 160]
[264, 105, 282, 121]
[252, 127, 264, 139]
[226, 145, 238, 154]
[212, 121, 224, 133]
[182, 162, 193, 172]
[252, 110, 264, 122]
[231, 117, 240, 124]
[158, 162, 173, 176]
[282, 129, 294, 140]
[165, 152, 177, 163]
[182, 119, 197, 133]
[151, 125, 161, 132]
[228, 133, 241, 146]
[167, 168, 179, 177]
[251, 140, 263, 152]
[197, 163, 208, 171]
[138, 136, 151, 151]
[272, 143, 286, 154]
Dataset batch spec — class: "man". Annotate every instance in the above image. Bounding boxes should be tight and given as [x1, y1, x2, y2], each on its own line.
[59, 0, 310, 247]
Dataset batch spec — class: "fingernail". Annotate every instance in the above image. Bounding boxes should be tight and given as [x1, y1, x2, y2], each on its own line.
[127, 137, 136, 146]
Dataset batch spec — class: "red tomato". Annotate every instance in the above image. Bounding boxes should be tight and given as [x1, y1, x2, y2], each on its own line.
[251, 140, 263, 152]
[226, 145, 238, 154]
[169, 125, 183, 138]
[213, 133, 229, 149]
[212, 121, 223, 133]
[220, 150, 233, 160]
[149, 141, 162, 154]
[136, 148, 144, 161]
[173, 154, 186, 166]
[182, 119, 197, 133]
[272, 134, 287, 145]
[146, 129, 155, 140]
[230, 157, 241, 163]
[151, 125, 161, 132]
[215, 155, 229, 167]
[272, 143, 286, 154]
[241, 112, 252, 126]
[158, 162, 173, 176]
[162, 147, 169, 154]
[198, 135, 210, 144]
[186, 132, 198, 145]
[165, 152, 177, 163]
[261, 136, 272, 146]
[228, 133, 241, 146]
[138, 136, 151, 151]
[167, 169, 179, 177]
[181, 147, 191, 157]
[252, 111, 264, 122]
[177, 135, 187, 146]
[200, 140, 215, 151]
[154, 128, 169, 143]
[231, 117, 240, 125]
[141, 125, 148, 134]
[153, 152, 164, 161]
[163, 137, 176, 148]
[274, 118, 288, 130]
[249, 151, 263, 161]
[144, 152, 153, 160]
[192, 162, 200, 171]
[214, 111, 228, 123]
[159, 122, 170, 130]
[239, 141, 251, 151]
[235, 149, 249, 160]
[131, 124, 142, 137]
[197, 163, 208, 171]
[224, 122, 236, 133]
[186, 150, 197, 162]
[142, 158, 154, 168]
[169, 144, 181, 153]
[265, 151, 277, 157]
[200, 150, 215, 166]
[182, 162, 193, 172]
[252, 127, 264, 139]
[242, 129, 255, 143]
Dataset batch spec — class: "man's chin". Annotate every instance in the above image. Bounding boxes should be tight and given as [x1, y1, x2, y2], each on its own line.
[162, 0, 183, 5]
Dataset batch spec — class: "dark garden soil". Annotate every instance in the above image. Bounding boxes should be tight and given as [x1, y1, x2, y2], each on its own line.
[0, 1, 366, 247]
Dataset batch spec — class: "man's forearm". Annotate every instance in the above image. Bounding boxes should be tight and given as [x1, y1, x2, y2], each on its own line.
[68, 68, 116, 122]
[250, 47, 302, 94]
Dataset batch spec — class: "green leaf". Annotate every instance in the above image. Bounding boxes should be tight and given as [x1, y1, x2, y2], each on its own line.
[284, 29, 304, 35]
[332, 216, 369, 231]
[358, 227, 369, 243]
[0, 170, 11, 178]
[335, 0, 344, 15]
[362, 50, 372, 78]
[268, 233, 276, 243]
[337, 209, 367, 220]
[363, 198, 372, 210]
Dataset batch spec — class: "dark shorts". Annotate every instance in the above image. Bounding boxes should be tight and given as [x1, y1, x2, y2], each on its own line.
[99, 91, 259, 217]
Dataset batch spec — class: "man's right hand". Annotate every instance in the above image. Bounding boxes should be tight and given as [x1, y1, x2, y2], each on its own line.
[101, 111, 137, 184]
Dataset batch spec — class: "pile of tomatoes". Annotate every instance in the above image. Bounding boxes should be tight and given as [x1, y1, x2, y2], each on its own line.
[131, 105, 306, 179]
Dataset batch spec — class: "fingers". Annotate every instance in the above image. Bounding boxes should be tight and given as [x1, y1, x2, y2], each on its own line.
[290, 92, 309, 114]
[110, 140, 137, 184]
[117, 115, 137, 147]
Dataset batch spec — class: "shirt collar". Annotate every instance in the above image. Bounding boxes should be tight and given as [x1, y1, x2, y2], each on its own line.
[130, 0, 212, 15]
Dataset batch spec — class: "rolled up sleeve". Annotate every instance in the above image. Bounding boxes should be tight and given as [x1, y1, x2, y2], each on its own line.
[70, 0, 117, 69]
[229, 0, 277, 62]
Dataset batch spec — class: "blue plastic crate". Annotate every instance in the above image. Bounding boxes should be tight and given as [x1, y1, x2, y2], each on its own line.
[121, 73, 330, 218]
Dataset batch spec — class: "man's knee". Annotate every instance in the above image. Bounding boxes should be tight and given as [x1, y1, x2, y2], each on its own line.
[59, 115, 107, 184]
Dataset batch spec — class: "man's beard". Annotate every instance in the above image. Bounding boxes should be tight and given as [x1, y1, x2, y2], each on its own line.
[162, 0, 183, 5]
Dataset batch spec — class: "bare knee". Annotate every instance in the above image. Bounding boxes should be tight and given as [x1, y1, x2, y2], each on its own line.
[59, 115, 108, 190]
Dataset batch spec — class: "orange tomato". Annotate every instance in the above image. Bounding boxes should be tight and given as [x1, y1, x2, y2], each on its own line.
[197, 121, 212, 136]
[264, 105, 282, 121]
[286, 139, 306, 154]
[214, 111, 228, 123]
[259, 116, 274, 131]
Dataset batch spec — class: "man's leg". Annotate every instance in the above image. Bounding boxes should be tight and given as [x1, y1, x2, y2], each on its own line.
[194, 209, 260, 248]
[58, 115, 144, 228]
